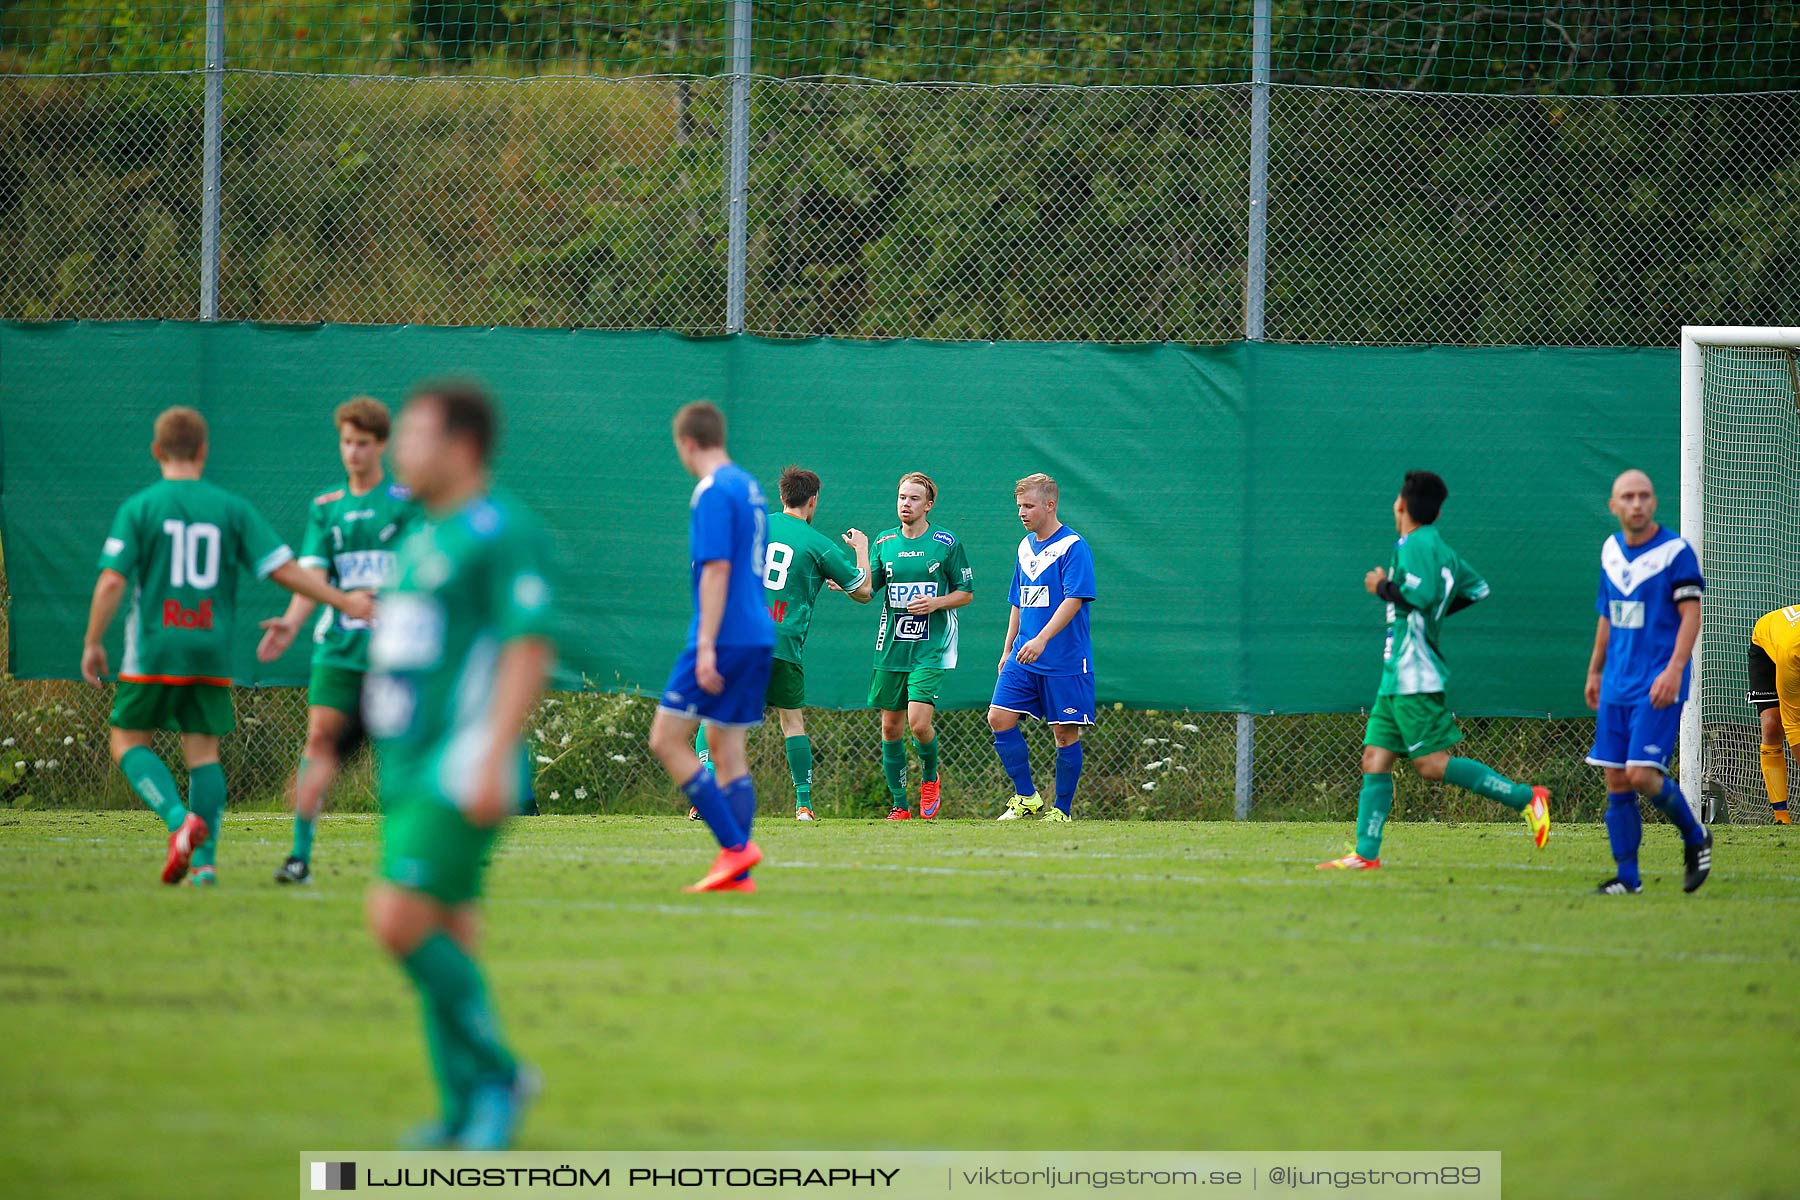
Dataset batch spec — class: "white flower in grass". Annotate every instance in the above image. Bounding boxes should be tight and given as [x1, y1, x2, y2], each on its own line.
[2, 737, 13, 747]
[1141, 781, 1157, 791]
[63, 736, 75, 745]
[33, 760, 44, 769]
[1172, 742, 1186, 750]
[1180, 723, 1199, 733]
[1176, 766, 1190, 773]
[1145, 760, 1166, 770]
[574, 787, 589, 800]
[1141, 738, 1157, 746]
[549, 791, 561, 801]
[560, 734, 571, 746]
[610, 754, 629, 764]
[45, 759, 57, 770]
[535, 755, 553, 764]
[13, 761, 24, 771]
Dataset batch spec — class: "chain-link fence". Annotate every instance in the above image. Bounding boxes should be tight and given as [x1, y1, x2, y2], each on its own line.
[2, 2, 1793, 819]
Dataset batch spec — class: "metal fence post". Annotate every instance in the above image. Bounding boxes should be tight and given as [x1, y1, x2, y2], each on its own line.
[723, 0, 753, 334]
[1235, 0, 1272, 821]
[198, 0, 224, 320]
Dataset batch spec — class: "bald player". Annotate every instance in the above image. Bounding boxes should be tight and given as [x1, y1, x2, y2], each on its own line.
[1584, 469, 1711, 895]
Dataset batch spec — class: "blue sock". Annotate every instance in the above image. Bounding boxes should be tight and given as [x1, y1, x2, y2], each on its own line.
[1604, 791, 1642, 887]
[993, 727, 1035, 796]
[721, 775, 757, 881]
[681, 768, 744, 850]
[1649, 776, 1708, 846]
[1054, 742, 1083, 815]
[722, 775, 756, 841]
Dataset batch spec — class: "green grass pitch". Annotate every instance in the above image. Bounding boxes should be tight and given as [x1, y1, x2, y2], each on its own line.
[1, 811, 1796, 1199]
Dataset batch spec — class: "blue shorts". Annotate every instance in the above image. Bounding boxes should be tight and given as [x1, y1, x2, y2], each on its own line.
[990, 660, 1096, 726]
[659, 644, 774, 728]
[1587, 698, 1682, 773]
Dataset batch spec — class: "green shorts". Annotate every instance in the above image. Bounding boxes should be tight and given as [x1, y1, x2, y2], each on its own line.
[308, 662, 365, 716]
[380, 798, 501, 907]
[110, 681, 235, 735]
[766, 658, 805, 710]
[869, 667, 945, 711]
[1364, 692, 1464, 759]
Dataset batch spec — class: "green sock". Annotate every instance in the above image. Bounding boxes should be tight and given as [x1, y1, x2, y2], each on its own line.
[419, 995, 479, 1130]
[1443, 757, 1532, 811]
[292, 757, 317, 861]
[881, 739, 907, 807]
[119, 746, 187, 832]
[694, 727, 711, 770]
[915, 735, 939, 784]
[1355, 773, 1394, 859]
[785, 735, 814, 809]
[186, 762, 227, 869]
[402, 932, 517, 1086]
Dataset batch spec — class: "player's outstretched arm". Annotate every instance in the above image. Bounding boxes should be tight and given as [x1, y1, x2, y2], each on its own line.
[1016, 597, 1087, 665]
[79, 569, 129, 686]
[467, 635, 555, 827]
[841, 528, 874, 603]
[1584, 616, 1611, 709]
[269, 560, 374, 624]
[257, 566, 327, 662]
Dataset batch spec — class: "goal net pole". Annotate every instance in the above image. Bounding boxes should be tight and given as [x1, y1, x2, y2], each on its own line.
[1679, 325, 1800, 814]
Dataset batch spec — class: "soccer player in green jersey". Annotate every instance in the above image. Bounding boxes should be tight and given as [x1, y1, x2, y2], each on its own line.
[1318, 470, 1551, 870]
[364, 381, 555, 1149]
[79, 407, 374, 886]
[868, 471, 973, 820]
[256, 397, 421, 884]
[694, 466, 872, 818]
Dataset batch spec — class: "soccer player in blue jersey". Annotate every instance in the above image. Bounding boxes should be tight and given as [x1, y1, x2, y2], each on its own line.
[648, 402, 775, 893]
[1584, 469, 1711, 895]
[989, 474, 1097, 822]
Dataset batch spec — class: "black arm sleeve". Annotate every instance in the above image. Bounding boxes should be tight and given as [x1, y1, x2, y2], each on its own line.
[1445, 592, 1478, 617]
[1375, 579, 1412, 610]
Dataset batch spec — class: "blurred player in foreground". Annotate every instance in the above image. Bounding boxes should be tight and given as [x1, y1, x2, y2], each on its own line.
[1319, 470, 1551, 871]
[81, 406, 373, 885]
[364, 382, 556, 1147]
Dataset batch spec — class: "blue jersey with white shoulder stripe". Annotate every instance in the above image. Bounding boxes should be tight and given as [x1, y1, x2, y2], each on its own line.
[1008, 524, 1097, 676]
[1596, 526, 1703, 705]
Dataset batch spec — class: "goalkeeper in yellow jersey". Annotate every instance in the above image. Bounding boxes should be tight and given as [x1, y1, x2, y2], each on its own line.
[1749, 605, 1800, 824]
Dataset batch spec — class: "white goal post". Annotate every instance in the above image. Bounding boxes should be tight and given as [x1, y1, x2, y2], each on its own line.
[1679, 326, 1800, 822]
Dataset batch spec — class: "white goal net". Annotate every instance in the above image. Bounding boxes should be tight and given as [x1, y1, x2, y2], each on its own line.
[1684, 327, 1800, 824]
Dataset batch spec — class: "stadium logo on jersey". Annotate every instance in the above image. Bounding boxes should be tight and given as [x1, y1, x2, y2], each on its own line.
[1017, 532, 1081, 581]
[898, 550, 926, 559]
[162, 599, 214, 630]
[1020, 585, 1051, 608]
[887, 582, 939, 609]
[1609, 600, 1646, 629]
[933, 530, 956, 547]
[1601, 534, 1690, 595]
[895, 615, 929, 641]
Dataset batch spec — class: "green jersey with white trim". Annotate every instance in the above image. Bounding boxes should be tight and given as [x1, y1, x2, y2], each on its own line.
[97, 478, 293, 686]
[298, 476, 421, 673]
[365, 491, 557, 811]
[1377, 523, 1489, 697]
[868, 523, 972, 672]
[764, 510, 865, 666]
